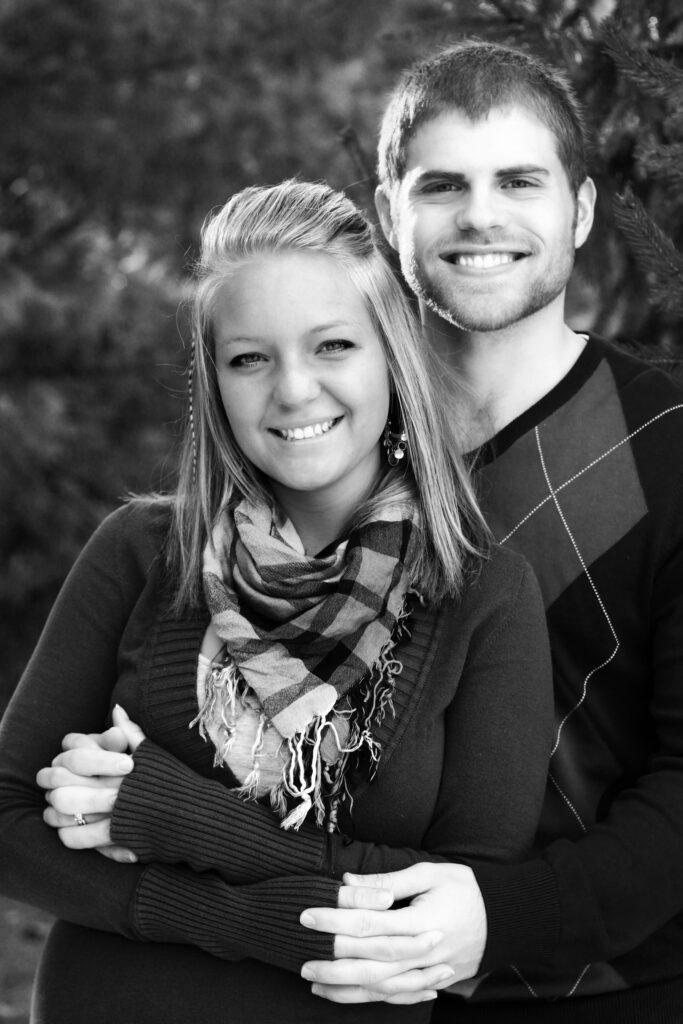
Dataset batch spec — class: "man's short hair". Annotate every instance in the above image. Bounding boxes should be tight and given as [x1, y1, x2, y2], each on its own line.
[377, 40, 589, 195]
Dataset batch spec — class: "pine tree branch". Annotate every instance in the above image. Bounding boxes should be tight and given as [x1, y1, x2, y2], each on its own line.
[338, 126, 377, 213]
[486, 0, 530, 25]
[613, 187, 683, 315]
[663, 108, 683, 141]
[635, 141, 683, 183]
[599, 19, 683, 105]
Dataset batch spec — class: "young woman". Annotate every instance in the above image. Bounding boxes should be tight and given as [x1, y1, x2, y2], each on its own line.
[0, 181, 552, 1023]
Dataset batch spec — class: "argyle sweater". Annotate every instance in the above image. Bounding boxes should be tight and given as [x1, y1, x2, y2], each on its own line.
[460, 334, 683, 1009]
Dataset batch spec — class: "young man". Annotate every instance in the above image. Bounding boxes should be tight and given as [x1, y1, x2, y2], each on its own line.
[299, 41, 683, 1021]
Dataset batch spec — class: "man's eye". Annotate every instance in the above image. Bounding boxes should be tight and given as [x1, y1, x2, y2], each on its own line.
[505, 178, 537, 189]
[423, 182, 459, 194]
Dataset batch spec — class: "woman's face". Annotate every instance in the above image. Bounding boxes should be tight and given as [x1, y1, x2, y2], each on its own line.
[213, 250, 391, 521]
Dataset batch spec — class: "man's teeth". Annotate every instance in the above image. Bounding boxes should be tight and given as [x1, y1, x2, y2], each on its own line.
[276, 419, 337, 441]
[452, 253, 517, 268]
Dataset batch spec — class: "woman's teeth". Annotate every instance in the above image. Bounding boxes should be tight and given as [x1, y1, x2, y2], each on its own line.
[274, 418, 338, 441]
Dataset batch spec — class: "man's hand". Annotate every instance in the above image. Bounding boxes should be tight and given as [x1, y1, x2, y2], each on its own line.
[299, 861, 486, 1004]
[37, 705, 146, 863]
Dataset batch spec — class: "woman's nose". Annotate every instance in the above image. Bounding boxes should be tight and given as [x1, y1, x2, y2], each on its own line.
[272, 362, 321, 406]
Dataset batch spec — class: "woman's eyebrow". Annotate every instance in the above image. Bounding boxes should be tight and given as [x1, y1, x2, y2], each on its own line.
[309, 321, 357, 334]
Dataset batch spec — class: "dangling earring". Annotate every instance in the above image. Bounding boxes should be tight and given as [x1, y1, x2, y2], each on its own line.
[383, 420, 408, 467]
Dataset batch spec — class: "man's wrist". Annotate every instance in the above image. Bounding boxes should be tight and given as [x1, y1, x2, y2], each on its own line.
[473, 859, 559, 971]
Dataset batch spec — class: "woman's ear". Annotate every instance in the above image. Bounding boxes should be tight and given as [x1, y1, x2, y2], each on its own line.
[375, 185, 399, 251]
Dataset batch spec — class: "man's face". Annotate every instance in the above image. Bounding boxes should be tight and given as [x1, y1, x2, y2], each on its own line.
[377, 106, 594, 332]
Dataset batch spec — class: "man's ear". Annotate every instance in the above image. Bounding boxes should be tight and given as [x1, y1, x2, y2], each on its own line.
[375, 184, 398, 251]
[574, 176, 596, 250]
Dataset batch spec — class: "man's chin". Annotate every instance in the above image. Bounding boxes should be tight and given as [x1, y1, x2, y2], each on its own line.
[422, 293, 525, 333]
[406, 269, 515, 331]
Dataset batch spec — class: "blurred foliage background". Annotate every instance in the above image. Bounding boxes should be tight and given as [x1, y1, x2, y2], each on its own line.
[2, 0, 683, 716]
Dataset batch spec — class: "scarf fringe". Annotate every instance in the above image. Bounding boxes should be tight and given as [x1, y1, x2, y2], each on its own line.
[192, 600, 412, 830]
[277, 598, 411, 831]
[189, 656, 244, 768]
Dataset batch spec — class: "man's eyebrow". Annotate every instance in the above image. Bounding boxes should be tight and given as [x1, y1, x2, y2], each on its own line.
[411, 166, 551, 186]
[411, 170, 467, 187]
[496, 165, 550, 179]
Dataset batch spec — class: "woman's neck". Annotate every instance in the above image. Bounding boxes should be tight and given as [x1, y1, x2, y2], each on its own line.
[268, 452, 384, 555]
[268, 488, 355, 555]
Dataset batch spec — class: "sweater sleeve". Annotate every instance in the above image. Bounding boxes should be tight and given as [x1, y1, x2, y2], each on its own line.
[111, 554, 553, 883]
[477, 479, 683, 972]
[0, 504, 339, 974]
[0, 505, 151, 937]
[133, 866, 338, 970]
[111, 738, 327, 881]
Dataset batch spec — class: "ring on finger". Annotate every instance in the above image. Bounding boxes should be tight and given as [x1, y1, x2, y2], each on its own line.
[74, 813, 87, 827]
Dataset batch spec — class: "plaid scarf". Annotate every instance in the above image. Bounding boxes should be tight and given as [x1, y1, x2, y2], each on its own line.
[199, 495, 419, 828]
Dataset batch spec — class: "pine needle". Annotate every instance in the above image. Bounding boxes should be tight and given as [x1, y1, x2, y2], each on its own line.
[634, 141, 683, 183]
[613, 187, 683, 315]
[600, 19, 683, 105]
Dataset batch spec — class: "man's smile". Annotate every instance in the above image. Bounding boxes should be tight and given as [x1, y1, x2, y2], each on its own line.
[440, 246, 529, 270]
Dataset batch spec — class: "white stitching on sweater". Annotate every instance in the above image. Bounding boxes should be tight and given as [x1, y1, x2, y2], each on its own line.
[511, 965, 540, 998]
[566, 964, 591, 996]
[500, 404, 683, 545]
[512, 957, 591, 999]
[535, 428, 620, 757]
[549, 770, 587, 833]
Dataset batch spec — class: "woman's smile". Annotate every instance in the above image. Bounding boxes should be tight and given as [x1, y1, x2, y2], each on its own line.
[269, 416, 342, 442]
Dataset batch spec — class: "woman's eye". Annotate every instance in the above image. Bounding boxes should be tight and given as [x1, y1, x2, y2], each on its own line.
[319, 339, 353, 354]
[230, 352, 264, 368]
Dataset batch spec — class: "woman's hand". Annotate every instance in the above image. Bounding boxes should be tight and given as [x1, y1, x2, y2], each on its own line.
[37, 705, 146, 863]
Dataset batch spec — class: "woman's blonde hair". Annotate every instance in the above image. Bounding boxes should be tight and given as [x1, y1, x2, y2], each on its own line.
[170, 179, 488, 608]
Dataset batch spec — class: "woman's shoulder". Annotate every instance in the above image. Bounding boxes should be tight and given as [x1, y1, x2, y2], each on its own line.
[86, 495, 174, 572]
[451, 542, 543, 624]
[481, 541, 537, 585]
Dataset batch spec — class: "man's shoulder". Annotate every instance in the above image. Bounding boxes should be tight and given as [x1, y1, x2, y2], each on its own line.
[583, 334, 683, 456]
[591, 333, 683, 403]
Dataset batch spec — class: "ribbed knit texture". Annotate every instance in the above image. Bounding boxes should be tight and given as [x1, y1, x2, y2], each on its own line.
[135, 864, 338, 971]
[476, 858, 560, 969]
[111, 740, 325, 882]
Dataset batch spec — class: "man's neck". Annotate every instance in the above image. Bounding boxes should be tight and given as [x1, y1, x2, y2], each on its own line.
[424, 301, 586, 448]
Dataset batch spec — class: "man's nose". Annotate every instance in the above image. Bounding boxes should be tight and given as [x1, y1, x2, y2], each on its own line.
[454, 185, 507, 233]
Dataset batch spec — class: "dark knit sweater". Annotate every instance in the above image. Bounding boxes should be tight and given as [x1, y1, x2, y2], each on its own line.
[459, 335, 683, 1014]
[0, 502, 552, 1024]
